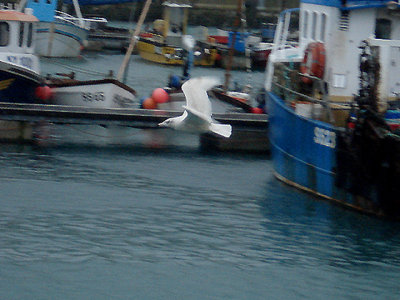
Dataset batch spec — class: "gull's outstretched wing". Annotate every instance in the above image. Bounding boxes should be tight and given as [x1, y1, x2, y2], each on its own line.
[181, 107, 210, 132]
[181, 76, 220, 119]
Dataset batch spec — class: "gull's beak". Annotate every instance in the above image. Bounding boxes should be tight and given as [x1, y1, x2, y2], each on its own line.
[158, 120, 168, 127]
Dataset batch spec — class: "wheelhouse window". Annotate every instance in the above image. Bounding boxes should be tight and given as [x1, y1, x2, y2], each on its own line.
[312, 12, 317, 40]
[19, 23, 25, 47]
[0, 22, 9, 46]
[303, 11, 309, 39]
[320, 14, 327, 42]
[375, 18, 392, 39]
[27, 23, 33, 47]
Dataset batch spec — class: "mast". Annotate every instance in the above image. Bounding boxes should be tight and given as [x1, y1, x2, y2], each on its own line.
[117, 0, 152, 82]
[224, 0, 244, 92]
[72, 0, 85, 28]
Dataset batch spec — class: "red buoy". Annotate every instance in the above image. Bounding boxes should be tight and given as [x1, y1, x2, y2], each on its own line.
[35, 85, 53, 101]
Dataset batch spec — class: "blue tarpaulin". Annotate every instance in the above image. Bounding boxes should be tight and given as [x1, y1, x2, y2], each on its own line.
[26, 0, 58, 22]
[63, 0, 143, 5]
[303, 0, 395, 9]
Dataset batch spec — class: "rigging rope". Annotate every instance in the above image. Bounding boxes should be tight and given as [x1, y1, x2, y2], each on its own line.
[41, 57, 110, 78]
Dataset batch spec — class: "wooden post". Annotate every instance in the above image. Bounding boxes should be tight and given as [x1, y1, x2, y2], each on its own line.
[182, 7, 189, 35]
[47, 22, 55, 57]
[162, 5, 170, 38]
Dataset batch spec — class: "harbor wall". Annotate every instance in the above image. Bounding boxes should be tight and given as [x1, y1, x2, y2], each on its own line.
[79, 0, 299, 29]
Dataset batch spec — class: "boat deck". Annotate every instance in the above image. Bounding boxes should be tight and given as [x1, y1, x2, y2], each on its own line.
[0, 102, 266, 127]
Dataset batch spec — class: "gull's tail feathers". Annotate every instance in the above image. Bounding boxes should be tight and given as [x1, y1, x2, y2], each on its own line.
[209, 123, 232, 138]
[183, 76, 221, 94]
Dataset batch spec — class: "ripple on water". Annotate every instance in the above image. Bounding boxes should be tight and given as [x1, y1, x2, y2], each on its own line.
[1, 142, 400, 299]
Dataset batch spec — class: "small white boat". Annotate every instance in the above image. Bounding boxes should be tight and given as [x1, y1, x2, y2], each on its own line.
[47, 77, 138, 108]
[26, 0, 107, 57]
[0, 5, 44, 103]
[0, 4, 50, 142]
[45, 0, 150, 110]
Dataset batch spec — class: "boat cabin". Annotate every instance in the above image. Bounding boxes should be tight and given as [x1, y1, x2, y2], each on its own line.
[151, 1, 191, 46]
[0, 9, 38, 55]
[267, 0, 400, 112]
[162, 2, 191, 36]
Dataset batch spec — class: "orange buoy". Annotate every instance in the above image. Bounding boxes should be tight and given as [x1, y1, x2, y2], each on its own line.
[151, 88, 170, 104]
[142, 97, 157, 109]
[300, 42, 326, 84]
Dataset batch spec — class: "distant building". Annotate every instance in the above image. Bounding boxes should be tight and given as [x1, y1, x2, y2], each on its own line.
[192, 0, 237, 10]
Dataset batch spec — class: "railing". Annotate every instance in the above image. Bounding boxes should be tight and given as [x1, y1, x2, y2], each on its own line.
[271, 64, 353, 124]
[265, 8, 301, 91]
[55, 11, 107, 30]
[55, 11, 83, 27]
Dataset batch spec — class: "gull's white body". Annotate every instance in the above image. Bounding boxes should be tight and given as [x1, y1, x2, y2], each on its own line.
[158, 77, 232, 138]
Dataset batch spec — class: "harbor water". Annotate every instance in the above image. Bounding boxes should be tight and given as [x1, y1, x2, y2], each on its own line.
[1, 51, 400, 299]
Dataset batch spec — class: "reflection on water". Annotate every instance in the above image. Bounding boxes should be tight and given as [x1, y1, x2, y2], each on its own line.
[0, 143, 268, 266]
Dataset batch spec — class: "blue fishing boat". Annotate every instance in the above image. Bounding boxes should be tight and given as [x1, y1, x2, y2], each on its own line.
[265, 0, 400, 219]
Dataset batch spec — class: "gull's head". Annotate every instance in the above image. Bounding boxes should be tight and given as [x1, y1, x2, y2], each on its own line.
[158, 118, 177, 128]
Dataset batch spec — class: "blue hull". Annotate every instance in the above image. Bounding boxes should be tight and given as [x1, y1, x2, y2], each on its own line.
[268, 92, 339, 196]
[267, 92, 398, 217]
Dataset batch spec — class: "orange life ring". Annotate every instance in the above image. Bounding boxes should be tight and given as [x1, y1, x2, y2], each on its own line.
[300, 42, 326, 84]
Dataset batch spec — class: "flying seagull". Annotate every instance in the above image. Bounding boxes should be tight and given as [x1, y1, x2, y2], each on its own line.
[158, 76, 232, 138]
